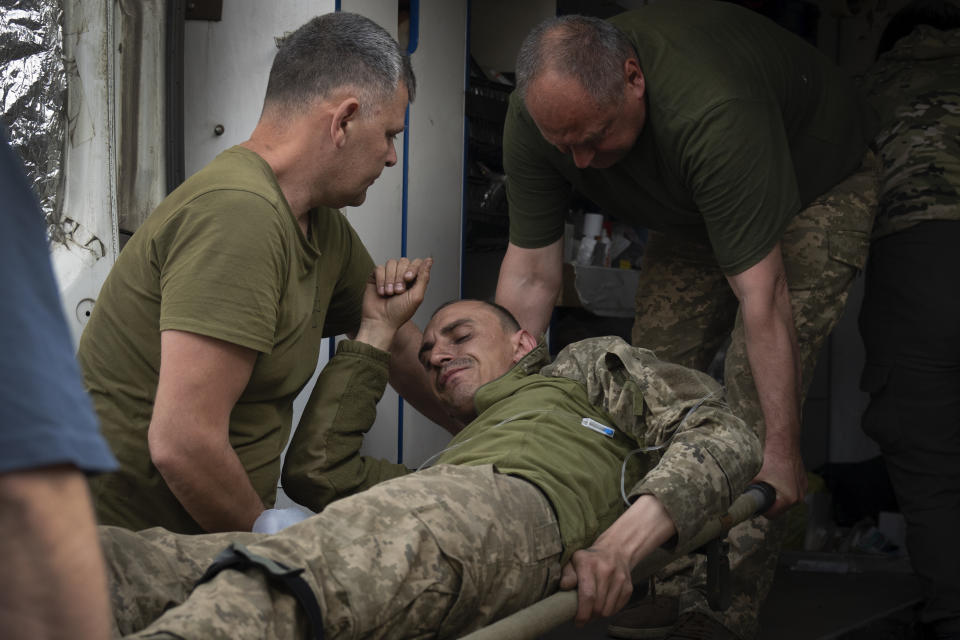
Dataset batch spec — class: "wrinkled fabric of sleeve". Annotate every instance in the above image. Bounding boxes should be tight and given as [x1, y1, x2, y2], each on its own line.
[542, 336, 762, 549]
[281, 340, 410, 512]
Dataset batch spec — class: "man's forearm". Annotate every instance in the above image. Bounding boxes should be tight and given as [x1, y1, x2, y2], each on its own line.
[495, 277, 557, 337]
[495, 240, 564, 336]
[285, 260, 433, 509]
[739, 286, 808, 515]
[725, 245, 807, 516]
[561, 494, 677, 624]
[151, 330, 263, 531]
[594, 494, 677, 568]
[283, 340, 409, 512]
[150, 428, 265, 532]
[740, 295, 803, 454]
[0, 466, 112, 639]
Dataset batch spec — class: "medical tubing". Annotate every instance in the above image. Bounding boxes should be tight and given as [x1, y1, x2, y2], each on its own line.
[619, 387, 723, 505]
[421, 386, 721, 497]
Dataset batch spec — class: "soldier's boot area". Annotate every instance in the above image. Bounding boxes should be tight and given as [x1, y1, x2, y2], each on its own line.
[663, 613, 739, 640]
[608, 533, 735, 640]
[606, 594, 679, 639]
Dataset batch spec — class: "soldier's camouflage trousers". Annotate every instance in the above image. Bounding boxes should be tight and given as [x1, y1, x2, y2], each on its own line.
[632, 151, 878, 639]
[100, 464, 564, 639]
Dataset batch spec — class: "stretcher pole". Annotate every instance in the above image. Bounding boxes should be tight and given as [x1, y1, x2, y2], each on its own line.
[458, 482, 776, 640]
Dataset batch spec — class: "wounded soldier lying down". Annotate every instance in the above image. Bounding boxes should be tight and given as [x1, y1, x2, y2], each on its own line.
[100, 257, 761, 639]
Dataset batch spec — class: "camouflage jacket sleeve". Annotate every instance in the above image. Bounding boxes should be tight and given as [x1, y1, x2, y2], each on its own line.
[541, 336, 762, 548]
[281, 340, 410, 513]
[861, 26, 960, 239]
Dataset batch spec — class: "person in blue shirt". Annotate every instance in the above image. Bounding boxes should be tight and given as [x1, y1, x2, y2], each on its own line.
[0, 126, 118, 639]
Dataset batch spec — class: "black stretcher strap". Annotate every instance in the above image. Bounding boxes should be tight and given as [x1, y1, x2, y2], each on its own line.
[194, 543, 325, 640]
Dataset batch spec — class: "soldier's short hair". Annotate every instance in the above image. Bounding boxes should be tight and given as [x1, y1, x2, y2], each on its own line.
[515, 15, 636, 108]
[264, 12, 416, 117]
[431, 300, 522, 334]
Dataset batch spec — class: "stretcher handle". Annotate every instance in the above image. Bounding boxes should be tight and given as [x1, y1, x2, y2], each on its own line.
[631, 480, 775, 581]
[744, 481, 777, 516]
[457, 482, 776, 640]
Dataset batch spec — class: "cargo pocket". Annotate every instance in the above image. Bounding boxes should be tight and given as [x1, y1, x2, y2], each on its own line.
[828, 229, 870, 272]
[425, 482, 563, 637]
[783, 172, 875, 291]
[782, 225, 870, 294]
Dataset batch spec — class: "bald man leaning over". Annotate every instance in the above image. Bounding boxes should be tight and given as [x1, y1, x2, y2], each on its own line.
[496, 3, 878, 637]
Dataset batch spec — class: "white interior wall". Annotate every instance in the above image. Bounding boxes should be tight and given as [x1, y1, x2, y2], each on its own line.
[115, 0, 168, 232]
[182, 2, 337, 175]
[470, 0, 556, 74]
[56, 0, 123, 348]
[401, 0, 469, 466]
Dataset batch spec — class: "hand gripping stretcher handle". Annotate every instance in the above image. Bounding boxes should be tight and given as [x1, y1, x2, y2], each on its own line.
[458, 482, 776, 640]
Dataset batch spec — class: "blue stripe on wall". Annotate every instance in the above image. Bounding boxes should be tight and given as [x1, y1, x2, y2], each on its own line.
[396, 0, 421, 465]
[407, 0, 420, 55]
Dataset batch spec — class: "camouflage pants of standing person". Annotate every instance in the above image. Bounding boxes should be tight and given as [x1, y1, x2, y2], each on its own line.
[100, 464, 564, 640]
[631, 151, 879, 639]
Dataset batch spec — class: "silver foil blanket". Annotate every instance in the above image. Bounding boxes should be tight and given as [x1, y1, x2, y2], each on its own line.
[1, 0, 65, 237]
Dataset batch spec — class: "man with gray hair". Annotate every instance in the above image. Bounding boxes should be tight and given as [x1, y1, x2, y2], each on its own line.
[77, 12, 451, 536]
[495, 2, 878, 637]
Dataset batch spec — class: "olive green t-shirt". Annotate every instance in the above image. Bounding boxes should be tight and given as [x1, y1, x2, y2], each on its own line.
[504, 0, 877, 274]
[78, 146, 374, 533]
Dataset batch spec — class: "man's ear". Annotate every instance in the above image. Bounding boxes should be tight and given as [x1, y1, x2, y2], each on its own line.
[511, 329, 538, 363]
[624, 58, 645, 101]
[330, 97, 361, 149]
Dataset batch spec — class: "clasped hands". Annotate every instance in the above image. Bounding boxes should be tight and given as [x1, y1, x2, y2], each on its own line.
[354, 256, 433, 352]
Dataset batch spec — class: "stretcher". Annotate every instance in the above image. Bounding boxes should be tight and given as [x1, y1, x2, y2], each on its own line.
[459, 482, 777, 640]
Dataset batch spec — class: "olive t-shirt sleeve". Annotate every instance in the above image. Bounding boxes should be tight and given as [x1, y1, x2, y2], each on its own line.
[679, 99, 801, 275]
[321, 210, 374, 338]
[503, 92, 573, 249]
[155, 190, 287, 353]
